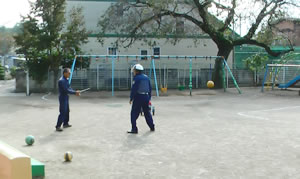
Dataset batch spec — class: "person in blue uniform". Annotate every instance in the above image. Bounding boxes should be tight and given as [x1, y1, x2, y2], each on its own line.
[128, 64, 155, 134]
[56, 68, 80, 132]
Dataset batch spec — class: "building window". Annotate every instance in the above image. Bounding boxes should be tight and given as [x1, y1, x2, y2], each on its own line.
[176, 20, 184, 34]
[153, 47, 160, 55]
[108, 47, 117, 55]
[153, 47, 160, 59]
[141, 50, 148, 60]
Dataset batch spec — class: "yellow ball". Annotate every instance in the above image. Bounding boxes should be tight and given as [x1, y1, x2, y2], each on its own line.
[207, 80, 214, 88]
[64, 151, 73, 162]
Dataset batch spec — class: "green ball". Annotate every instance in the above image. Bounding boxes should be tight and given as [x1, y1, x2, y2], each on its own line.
[25, 135, 35, 145]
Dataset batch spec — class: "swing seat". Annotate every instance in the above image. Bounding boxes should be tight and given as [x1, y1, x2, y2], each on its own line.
[161, 87, 168, 93]
[178, 86, 185, 91]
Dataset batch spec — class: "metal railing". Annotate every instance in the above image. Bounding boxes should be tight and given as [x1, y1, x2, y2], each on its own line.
[69, 55, 242, 96]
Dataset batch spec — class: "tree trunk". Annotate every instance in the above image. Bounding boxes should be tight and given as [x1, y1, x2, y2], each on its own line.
[213, 47, 232, 89]
[53, 68, 59, 93]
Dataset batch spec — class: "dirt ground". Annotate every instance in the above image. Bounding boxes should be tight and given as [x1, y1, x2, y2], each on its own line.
[0, 81, 300, 179]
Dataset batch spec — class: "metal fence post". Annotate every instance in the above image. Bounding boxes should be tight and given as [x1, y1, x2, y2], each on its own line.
[261, 64, 269, 92]
[152, 58, 159, 97]
[26, 70, 30, 96]
[222, 59, 226, 92]
[196, 69, 199, 89]
[283, 66, 286, 84]
[272, 67, 278, 90]
[149, 59, 152, 80]
[97, 64, 99, 90]
[226, 66, 229, 89]
[112, 56, 114, 97]
[69, 56, 77, 85]
[189, 57, 192, 96]
[130, 65, 133, 87]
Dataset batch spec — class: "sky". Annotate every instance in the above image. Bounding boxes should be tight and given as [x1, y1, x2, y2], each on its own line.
[0, 0, 299, 36]
[0, 0, 35, 28]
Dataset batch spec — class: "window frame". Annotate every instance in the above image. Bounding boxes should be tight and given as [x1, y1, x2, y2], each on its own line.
[153, 47, 160, 59]
[107, 47, 117, 55]
[140, 49, 148, 60]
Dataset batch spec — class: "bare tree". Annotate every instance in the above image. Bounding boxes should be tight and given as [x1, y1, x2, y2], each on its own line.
[98, 0, 300, 88]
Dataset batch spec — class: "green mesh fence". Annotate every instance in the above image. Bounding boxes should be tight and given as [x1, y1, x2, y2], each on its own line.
[234, 46, 300, 69]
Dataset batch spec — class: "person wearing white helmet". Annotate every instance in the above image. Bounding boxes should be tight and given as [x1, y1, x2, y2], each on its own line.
[128, 64, 155, 134]
[131, 64, 144, 72]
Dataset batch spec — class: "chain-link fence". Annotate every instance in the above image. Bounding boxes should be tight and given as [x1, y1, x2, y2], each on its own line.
[16, 56, 261, 93]
[63, 55, 248, 93]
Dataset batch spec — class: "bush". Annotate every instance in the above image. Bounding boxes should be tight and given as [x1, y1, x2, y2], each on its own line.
[0, 65, 5, 80]
[10, 66, 17, 78]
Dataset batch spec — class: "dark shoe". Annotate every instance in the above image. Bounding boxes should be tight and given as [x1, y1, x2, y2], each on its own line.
[127, 130, 138, 134]
[150, 127, 155, 132]
[56, 127, 63, 132]
[63, 124, 72, 128]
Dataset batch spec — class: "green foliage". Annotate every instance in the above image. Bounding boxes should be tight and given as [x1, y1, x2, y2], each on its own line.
[27, 55, 51, 85]
[0, 25, 21, 56]
[256, 26, 274, 46]
[61, 7, 89, 55]
[61, 56, 90, 69]
[10, 66, 17, 78]
[0, 29, 15, 55]
[244, 54, 269, 73]
[0, 65, 5, 80]
[14, 0, 89, 87]
[279, 51, 299, 64]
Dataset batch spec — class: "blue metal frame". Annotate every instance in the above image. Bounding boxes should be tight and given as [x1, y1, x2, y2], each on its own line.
[69, 56, 77, 85]
[151, 58, 159, 97]
[272, 66, 278, 90]
[223, 59, 242, 94]
[69, 55, 241, 96]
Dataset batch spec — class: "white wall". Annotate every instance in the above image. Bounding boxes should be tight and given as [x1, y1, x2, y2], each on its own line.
[66, 1, 112, 32]
[66, 0, 233, 68]
[81, 37, 233, 69]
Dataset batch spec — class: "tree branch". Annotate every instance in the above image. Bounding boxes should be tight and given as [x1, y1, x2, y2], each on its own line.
[122, 10, 204, 47]
[193, 0, 209, 25]
[244, 0, 286, 39]
[218, 0, 236, 32]
[234, 38, 294, 57]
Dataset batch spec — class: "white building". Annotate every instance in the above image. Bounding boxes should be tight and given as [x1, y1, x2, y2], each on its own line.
[66, 0, 234, 69]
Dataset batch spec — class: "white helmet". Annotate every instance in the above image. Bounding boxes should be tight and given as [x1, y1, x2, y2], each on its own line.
[132, 64, 144, 72]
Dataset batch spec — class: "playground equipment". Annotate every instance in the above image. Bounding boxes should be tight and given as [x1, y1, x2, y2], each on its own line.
[261, 52, 300, 92]
[262, 64, 300, 92]
[161, 64, 168, 93]
[206, 57, 215, 89]
[278, 75, 300, 89]
[67, 55, 241, 96]
[0, 141, 45, 179]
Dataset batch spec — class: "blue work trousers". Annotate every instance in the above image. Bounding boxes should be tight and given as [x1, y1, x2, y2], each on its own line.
[56, 96, 70, 128]
[131, 94, 154, 131]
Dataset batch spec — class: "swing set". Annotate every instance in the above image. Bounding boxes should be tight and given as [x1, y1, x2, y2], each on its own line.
[69, 55, 242, 96]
